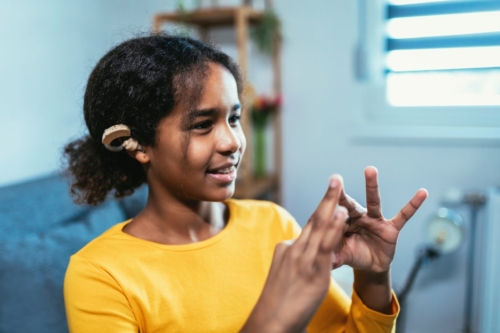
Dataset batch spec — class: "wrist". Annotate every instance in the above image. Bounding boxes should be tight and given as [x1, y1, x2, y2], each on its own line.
[353, 268, 391, 284]
[353, 269, 393, 314]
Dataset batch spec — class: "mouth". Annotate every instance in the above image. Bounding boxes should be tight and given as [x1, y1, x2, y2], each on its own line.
[206, 164, 238, 183]
[207, 165, 235, 174]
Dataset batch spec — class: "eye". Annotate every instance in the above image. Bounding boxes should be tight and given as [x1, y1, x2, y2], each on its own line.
[193, 120, 213, 130]
[229, 115, 241, 125]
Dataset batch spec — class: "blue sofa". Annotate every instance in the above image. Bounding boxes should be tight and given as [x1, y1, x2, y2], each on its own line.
[0, 173, 148, 333]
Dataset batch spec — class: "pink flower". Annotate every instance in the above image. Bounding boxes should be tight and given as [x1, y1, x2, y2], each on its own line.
[252, 94, 283, 113]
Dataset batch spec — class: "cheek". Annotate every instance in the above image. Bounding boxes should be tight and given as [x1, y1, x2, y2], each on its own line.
[150, 134, 187, 174]
[151, 145, 182, 175]
[186, 139, 213, 168]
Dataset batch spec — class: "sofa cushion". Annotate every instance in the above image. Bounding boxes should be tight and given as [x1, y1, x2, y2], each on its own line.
[0, 199, 127, 333]
[0, 173, 88, 238]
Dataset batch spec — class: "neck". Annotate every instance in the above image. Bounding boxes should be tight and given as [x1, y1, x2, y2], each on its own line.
[124, 186, 228, 245]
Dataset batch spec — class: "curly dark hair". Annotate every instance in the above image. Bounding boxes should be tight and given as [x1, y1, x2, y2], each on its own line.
[64, 33, 243, 205]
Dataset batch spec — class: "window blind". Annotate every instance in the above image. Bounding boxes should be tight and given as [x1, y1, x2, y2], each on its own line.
[385, 0, 500, 106]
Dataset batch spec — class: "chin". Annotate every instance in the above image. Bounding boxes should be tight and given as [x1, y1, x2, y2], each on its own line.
[206, 184, 235, 202]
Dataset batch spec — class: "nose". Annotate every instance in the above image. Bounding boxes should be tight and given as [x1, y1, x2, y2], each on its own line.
[216, 123, 242, 156]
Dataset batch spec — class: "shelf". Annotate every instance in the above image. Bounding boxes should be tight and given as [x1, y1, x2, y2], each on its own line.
[233, 174, 277, 200]
[153, 6, 264, 29]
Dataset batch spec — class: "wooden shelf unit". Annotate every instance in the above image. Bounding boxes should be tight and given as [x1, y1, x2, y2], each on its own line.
[153, 6, 282, 203]
[153, 7, 264, 28]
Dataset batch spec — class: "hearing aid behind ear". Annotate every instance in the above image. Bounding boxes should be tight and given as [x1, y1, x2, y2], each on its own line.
[102, 124, 143, 152]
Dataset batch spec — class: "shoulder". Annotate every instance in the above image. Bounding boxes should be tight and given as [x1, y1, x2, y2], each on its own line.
[69, 221, 130, 266]
[227, 199, 302, 239]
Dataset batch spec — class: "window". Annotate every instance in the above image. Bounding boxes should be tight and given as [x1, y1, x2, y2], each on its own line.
[385, 0, 500, 107]
[352, 0, 500, 142]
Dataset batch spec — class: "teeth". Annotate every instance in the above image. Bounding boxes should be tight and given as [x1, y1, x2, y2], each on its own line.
[214, 166, 234, 174]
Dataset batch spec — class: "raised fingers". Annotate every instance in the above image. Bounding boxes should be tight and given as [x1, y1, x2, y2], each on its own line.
[339, 190, 366, 220]
[311, 175, 343, 224]
[392, 188, 428, 230]
[320, 206, 348, 253]
[291, 221, 313, 253]
[301, 175, 345, 262]
[269, 241, 289, 275]
[365, 166, 383, 219]
[303, 205, 347, 268]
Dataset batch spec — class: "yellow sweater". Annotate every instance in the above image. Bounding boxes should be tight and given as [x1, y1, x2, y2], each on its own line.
[64, 199, 399, 333]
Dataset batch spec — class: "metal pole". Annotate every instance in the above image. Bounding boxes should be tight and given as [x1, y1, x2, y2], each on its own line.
[396, 246, 440, 332]
[463, 207, 476, 332]
[462, 193, 486, 333]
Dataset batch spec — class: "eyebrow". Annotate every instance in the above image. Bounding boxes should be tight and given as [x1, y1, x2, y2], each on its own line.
[188, 108, 217, 118]
[188, 103, 242, 118]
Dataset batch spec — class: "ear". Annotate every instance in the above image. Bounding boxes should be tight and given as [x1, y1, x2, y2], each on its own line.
[126, 147, 150, 164]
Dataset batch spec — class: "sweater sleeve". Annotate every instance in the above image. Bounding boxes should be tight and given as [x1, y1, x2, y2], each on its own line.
[64, 255, 139, 333]
[308, 280, 399, 333]
[272, 203, 399, 333]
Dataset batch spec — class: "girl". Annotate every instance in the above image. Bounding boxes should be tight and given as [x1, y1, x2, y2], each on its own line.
[64, 34, 427, 333]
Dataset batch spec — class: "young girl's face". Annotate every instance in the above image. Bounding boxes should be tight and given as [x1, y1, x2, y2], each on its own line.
[144, 62, 246, 202]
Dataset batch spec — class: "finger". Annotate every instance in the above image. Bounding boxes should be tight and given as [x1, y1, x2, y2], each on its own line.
[303, 209, 342, 266]
[333, 248, 351, 270]
[339, 188, 356, 215]
[320, 207, 348, 253]
[339, 191, 366, 219]
[365, 166, 382, 218]
[392, 188, 428, 230]
[344, 222, 359, 234]
[311, 174, 344, 225]
[273, 242, 289, 260]
[291, 221, 313, 253]
[269, 242, 289, 275]
[302, 175, 343, 259]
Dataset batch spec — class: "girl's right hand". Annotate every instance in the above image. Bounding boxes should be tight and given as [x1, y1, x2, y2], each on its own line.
[240, 176, 348, 333]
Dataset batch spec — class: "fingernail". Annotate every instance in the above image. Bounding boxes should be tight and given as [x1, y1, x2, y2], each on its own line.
[335, 209, 345, 219]
[329, 178, 338, 188]
[331, 252, 338, 263]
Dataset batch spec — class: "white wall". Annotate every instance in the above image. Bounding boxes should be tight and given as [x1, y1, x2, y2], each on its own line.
[275, 1, 500, 332]
[1, 1, 500, 332]
[0, 0, 174, 187]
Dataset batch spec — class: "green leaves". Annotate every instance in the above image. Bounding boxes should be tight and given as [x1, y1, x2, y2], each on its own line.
[251, 9, 282, 55]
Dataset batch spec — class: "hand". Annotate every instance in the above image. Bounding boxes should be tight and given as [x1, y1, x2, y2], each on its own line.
[334, 166, 428, 273]
[241, 176, 348, 333]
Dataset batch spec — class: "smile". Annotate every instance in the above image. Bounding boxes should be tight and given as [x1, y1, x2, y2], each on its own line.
[206, 165, 237, 183]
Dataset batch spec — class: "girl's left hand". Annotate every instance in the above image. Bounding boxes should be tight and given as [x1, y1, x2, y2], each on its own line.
[333, 166, 428, 273]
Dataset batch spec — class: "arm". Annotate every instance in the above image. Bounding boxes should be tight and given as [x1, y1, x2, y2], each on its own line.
[308, 276, 399, 333]
[242, 167, 425, 333]
[240, 176, 349, 333]
[311, 167, 426, 332]
[64, 256, 139, 333]
[353, 270, 392, 315]
[330, 166, 427, 331]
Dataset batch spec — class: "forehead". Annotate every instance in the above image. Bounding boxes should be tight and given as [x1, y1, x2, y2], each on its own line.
[168, 62, 239, 122]
[163, 62, 239, 127]
[197, 62, 239, 107]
